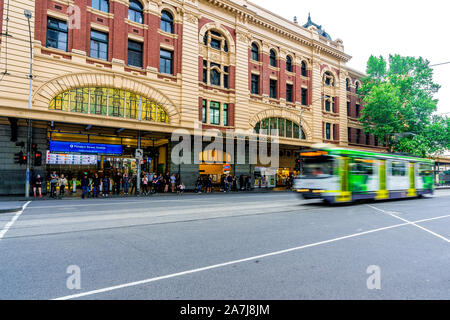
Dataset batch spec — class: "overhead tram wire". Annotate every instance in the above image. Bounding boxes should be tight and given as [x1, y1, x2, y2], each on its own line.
[430, 62, 450, 68]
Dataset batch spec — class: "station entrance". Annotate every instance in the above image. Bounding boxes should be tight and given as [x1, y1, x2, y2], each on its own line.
[45, 122, 171, 191]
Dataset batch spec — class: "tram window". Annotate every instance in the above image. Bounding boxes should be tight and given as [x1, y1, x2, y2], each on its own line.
[302, 156, 335, 178]
[419, 164, 433, 176]
[391, 161, 406, 176]
[350, 159, 374, 175]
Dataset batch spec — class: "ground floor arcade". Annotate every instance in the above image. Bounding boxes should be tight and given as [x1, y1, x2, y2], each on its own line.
[0, 117, 306, 195]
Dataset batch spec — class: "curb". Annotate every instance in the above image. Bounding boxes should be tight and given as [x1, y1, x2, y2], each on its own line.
[0, 190, 292, 201]
[0, 207, 24, 214]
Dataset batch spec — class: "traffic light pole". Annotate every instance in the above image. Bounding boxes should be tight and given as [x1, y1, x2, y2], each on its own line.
[25, 121, 32, 198]
[25, 10, 33, 199]
[136, 130, 141, 196]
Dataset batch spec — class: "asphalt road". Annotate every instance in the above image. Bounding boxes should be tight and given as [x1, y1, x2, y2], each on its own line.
[0, 190, 449, 300]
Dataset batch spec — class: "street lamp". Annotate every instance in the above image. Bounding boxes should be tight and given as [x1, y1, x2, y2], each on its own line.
[24, 10, 33, 199]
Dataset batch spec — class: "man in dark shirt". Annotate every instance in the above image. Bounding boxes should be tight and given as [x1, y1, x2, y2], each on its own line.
[113, 172, 122, 196]
[92, 173, 101, 198]
[102, 175, 110, 197]
[81, 175, 90, 199]
[32, 174, 43, 198]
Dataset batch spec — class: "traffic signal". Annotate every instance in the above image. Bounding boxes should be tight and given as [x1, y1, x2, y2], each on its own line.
[14, 151, 22, 164]
[20, 153, 27, 165]
[34, 151, 42, 166]
[295, 154, 302, 172]
[14, 151, 27, 165]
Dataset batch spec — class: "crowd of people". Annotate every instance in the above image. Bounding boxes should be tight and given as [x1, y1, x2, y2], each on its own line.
[31, 170, 296, 199]
[31, 170, 186, 199]
[30, 170, 258, 199]
[194, 174, 252, 193]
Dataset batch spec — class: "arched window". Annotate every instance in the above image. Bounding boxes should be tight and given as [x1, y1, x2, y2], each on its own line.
[202, 30, 230, 88]
[161, 10, 173, 33]
[286, 55, 293, 72]
[49, 87, 169, 123]
[251, 43, 259, 61]
[129, 0, 143, 24]
[203, 30, 228, 52]
[346, 78, 350, 91]
[91, 0, 109, 12]
[269, 49, 277, 67]
[355, 81, 360, 93]
[254, 117, 305, 140]
[324, 71, 334, 86]
[301, 61, 307, 77]
[210, 68, 220, 86]
[202, 61, 229, 88]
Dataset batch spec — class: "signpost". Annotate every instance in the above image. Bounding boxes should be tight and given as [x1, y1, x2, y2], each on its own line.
[135, 149, 143, 160]
[49, 141, 123, 155]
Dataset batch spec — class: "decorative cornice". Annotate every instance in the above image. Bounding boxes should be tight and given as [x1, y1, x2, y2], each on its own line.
[201, 0, 351, 63]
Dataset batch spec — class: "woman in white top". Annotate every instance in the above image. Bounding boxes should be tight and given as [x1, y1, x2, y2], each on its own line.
[59, 174, 68, 198]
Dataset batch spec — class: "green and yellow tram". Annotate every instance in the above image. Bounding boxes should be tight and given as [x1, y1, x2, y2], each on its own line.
[293, 145, 434, 203]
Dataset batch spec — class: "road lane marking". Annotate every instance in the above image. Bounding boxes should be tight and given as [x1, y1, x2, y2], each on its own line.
[0, 201, 31, 241]
[367, 205, 450, 243]
[52, 213, 450, 300]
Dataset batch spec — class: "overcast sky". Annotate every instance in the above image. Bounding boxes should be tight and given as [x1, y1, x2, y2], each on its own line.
[254, 0, 450, 115]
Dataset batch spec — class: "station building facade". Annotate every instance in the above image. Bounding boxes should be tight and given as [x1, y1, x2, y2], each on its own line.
[0, 0, 382, 194]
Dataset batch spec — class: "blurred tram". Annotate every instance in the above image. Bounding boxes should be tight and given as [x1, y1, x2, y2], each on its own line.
[293, 145, 434, 203]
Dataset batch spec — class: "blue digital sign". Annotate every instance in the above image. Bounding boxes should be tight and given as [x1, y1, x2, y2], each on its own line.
[49, 141, 123, 155]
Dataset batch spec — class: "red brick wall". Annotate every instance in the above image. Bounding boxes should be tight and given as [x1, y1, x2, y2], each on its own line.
[333, 124, 339, 141]
[35, 0, 183, 73]
[198, 97, 203, 122]
[228, 103, 235, 127]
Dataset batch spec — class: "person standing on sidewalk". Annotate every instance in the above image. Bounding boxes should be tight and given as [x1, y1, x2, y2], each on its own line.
[92, 173, 101, 198]
[123, 172, 130, 195]
[81, 174, 90, 199]
[59, 174, 68, 199]
[71, 176, 77, 195]
[170, 173, 176, 193]
[32, 174, 43, 198]
[49, 171, 58, 199]
[232, 175, 237, 192]
[207, 175, 213, 193]
[102, 175, 110, 197]
[227, 174, 233, 192]
[113, 172, 121, 196]
[152, 174, 158, 194]
[130, 173, 137, 195]
[196, 176, 203, 193]
[142, 174, 149, 195]
[178, 182, 185, 195]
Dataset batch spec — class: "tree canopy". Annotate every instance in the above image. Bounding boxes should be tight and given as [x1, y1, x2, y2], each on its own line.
[359, 54, 449, 157]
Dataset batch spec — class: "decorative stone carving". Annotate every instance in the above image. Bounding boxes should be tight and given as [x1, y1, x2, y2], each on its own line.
[185, 13, 198, 24]
[236, 32, 250, 44]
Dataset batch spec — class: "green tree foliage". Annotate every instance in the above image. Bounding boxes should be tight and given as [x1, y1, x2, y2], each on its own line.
[359, 54, 449, 157]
